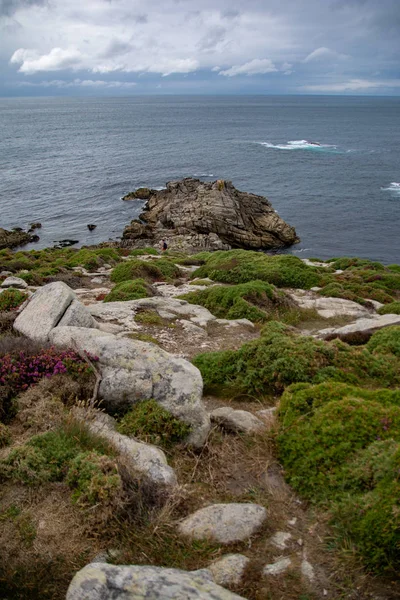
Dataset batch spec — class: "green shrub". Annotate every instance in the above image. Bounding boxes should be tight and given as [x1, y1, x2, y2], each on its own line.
[367, 326, 400, 357]
[66, 451, 122, 507]
[193, 322, 400, 396]
[117, 400, 191, 448]
[129, 247, 158, 256]
[0, 423, 11, 447]
[110, 259, 181, 284]
[378, 302, 400, 315]
[179, 281, 286, 323]
[104, 279, 152, 302]
[0, 289, 27, 311]
[189, 279, 215, 286]
[192, 250, 322, 289]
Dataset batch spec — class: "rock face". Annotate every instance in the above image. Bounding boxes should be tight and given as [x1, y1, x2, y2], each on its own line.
[73, 408, 177, 489]
[14, 282, 96, 342]
[178, 503, 267, 544]
[66, 563, 246, 600]
[49, 326, 209, 447]
[122, 178, 299, 252]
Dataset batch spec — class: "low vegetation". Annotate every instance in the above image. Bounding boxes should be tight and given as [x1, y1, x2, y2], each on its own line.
[378, 301, 400, 315]
[110, 258, 181, 284]
[104, 278, 153, 302]
[0, 288, 27, 311]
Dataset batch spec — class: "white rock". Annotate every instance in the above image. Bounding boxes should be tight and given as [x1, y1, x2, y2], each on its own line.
[301, 558, 315, 581]
[179, 319, 208, 338]
[73, 408, 177, 489]
[256, 408, 276, 429]
[269, 532, 292, 550]
[178, 503, 267, 544]
[67, 563, 246, 600]
[49, 326, 209, 447]
[0, 271, 12, 277]
[263, 558, 292, 576]
[366, 299, 384, 311]
[14, 282, 75, 342]
[318, 314, 400, 339]
[1, 276, 28, 289]
[209, 554, 250, 587]
[210, 407, 266, 434]
[91, 277, 105, 285]
[58, 299, 97, 329]
[289, 291, 370, 319]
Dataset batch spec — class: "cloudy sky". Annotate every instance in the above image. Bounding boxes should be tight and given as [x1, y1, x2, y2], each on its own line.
[1, 0, 400, 96]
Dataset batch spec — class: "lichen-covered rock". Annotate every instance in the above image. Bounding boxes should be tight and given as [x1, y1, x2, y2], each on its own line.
[178, 503, 267, 544]
[318, 314, 400, 341]
[122, 178, 299, 252]
[49, 326, 209, 447]
[73, 408, 177, 489]
[58, 299, 97, 328]
[66, 563, 246, 600]
[14, 281, 75, 342]
[1, 276, 28, 289]
[209, 554, 250, 587]
[263, 558, 292, 576]
[210, 407, 266, 434]
[289, 291, 371, 319]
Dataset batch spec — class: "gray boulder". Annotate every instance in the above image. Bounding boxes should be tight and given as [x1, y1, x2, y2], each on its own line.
[14, 282, 75, 342]
[58, 299, 97, 329]
[209, 554, 250, 587]
[66, 563, 246, 600]
[210, 407, 266, 434]
[49, 326, 209, 447]
[178, 503, 267, 544]
[1, 276, 28, 289]
[318, 314, 400, 341]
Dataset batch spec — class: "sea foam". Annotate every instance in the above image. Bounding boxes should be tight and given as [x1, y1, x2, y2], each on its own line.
[259, 140, 339, 153]
[382, 182, 400, 195]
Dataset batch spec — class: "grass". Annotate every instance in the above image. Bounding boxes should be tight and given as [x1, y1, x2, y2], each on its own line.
[135, 309, 164, 326]
[378, 301, 400, 315]
[129, 247, 159, 256]
[104, 279, 153, 302]
[0, 288, 27, 311]
[110, 258, 181, 284]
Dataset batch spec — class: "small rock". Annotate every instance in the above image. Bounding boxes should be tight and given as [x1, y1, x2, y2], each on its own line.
[1, 276, 28, 289]
[179, 319, 208, 338]
[301, 558, 315, 582]
[256, 407, 276, 429]
[178, 503, 267, 544]
[288, 518, 297, 526]
[91, 277, 104, 285]
[263, 557, 292, 576]
[209, 554, 250, 587]
[103, 263, 112, 269]
[210, 407, 266, 434]
[0, 271, 12, 277]
[269, 531, 292, 550]
[87, 224, 97, 231]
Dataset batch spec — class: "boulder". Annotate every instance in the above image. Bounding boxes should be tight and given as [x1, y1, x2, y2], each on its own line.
[122, 178, 299, 252]
[209, 554, 250, 587]
[73, 408, 177, 489]
[289, 291, 370, 319]
[58, 299, 97, 329]
[0, 227, 37, 250]
[269, 532, 292, 550]
[263, 558, 292, 576]
[66, 563, 246, 600]
[1, 276, 28, 289]
[14, 282, 75, 342]
[178, 503, 267, 544]
[318, 314, 400, 341]
[210, 407, 266, 434]
[49, 326, 209, 447]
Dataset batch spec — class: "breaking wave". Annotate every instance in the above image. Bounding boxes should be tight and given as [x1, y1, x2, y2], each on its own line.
[382, 182, 400, 195]
[258, 140, 340, 153]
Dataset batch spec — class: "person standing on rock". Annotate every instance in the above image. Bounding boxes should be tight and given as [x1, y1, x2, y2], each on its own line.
[161, 240, 168, 252]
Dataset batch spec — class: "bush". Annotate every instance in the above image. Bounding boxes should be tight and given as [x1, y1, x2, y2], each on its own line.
[367, 326, 400, 357]
[110, 259, 181, 284]
[179, 280, 287, 323]
[129, 247, 158, 256]
[117, 400, 191, 448]
[192, 250, 322, 289]
[193, 322, 400, 397]
[104, 279, 153, 302]
[66, 451, 122, 507]
[0, 289, 27, 312]
[378, 302, 400, 315]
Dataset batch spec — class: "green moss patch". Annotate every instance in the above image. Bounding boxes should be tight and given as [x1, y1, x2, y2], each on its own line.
[378, 302, 400, 315]
[110, 258, 181, 284]
[117, 400, 191, 448]
[0, 288, 27, 312]
[104, 279, 153, 302]
[367, 326, 400, 357]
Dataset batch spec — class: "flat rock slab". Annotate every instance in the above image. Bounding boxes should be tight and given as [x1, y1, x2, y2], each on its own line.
[1, 276, 28, 289]
[73, 408, 177, 489]
[178, 503, 267, 544]
[67, 564, 246, 600]
[289, 290, 370, 319]
[210, 407, 266, 434]
[49, 326, 209, 448]
[14, 281, 75, 342]
[318, 314, 400, 340]
[263, 557, 292, 576]
[209, 554, 250, 587]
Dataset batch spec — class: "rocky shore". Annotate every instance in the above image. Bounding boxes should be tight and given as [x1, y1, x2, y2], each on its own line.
[0, 185, 400, 600]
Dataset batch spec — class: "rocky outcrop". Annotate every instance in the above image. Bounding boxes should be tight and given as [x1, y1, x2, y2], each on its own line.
[122, 178, 299, 252]
[318, 314, 400, 341]
[178, 503, 267, 544]
[0, 227, 39, 250]
[49, 326, 209, 448]
[66, 564, 246, 600]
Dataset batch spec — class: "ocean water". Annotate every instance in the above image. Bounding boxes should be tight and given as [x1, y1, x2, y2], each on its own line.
[0, 95, 399, 263]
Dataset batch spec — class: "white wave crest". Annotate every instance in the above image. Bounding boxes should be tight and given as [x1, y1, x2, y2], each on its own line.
[382, 182, 400, 195]
[259, 139, 338, 152]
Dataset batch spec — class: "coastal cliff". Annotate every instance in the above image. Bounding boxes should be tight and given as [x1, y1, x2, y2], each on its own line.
[122, 178, 299, 252]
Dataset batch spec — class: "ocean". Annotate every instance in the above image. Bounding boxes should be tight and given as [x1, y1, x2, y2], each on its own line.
[0, 95, 399, 263]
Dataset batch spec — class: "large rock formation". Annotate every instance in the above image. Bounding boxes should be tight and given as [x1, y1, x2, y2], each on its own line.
[122, 178, 299, 252]
[0, 227, 39, 250]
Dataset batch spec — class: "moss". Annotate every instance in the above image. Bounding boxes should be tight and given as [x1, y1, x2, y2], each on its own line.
[378, 301, 400, 315]
[127, 332, 160, 345]
[189, 279, 215, 286]
[66, 451, 122, 507]
[110, 259, 181, 284]
[193, 322, 400, 397]
[129, 247, 159, 256]
[367, 326, 400, 357]
[117, 400, 191, 448]
[0, 288, 27, 312]
[104, 279, 152, 302]
[135, 310, 164, 326]
[192, 250, 322, 289]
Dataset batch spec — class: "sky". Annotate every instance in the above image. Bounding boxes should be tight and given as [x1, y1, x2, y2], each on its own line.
[1, 0, 400, 96]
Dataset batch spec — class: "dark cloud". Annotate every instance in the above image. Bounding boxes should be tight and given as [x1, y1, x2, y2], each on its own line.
[0, 0, 46, 17]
